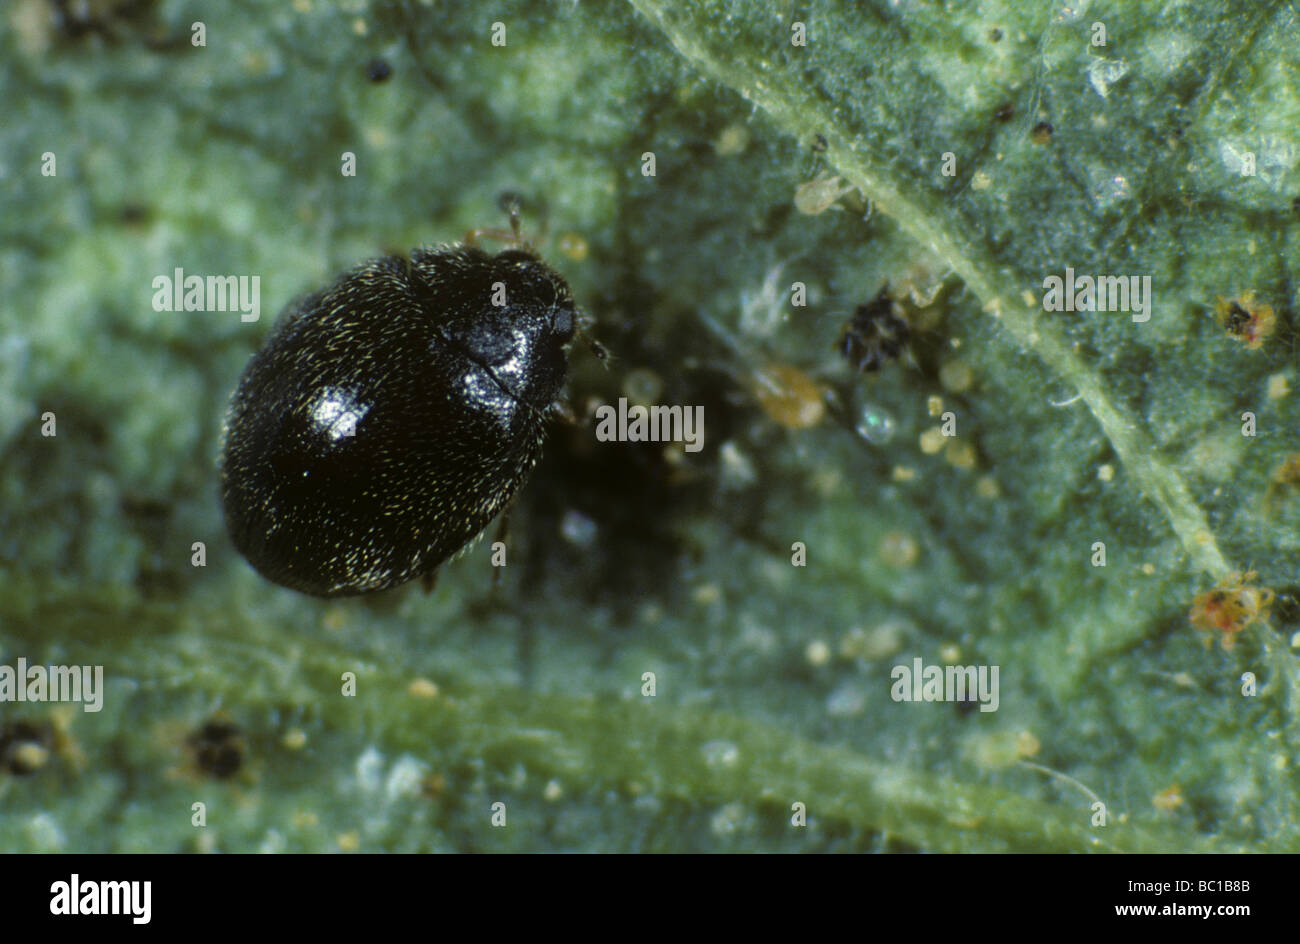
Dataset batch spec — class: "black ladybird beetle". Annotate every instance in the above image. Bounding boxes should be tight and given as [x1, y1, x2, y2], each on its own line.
[219, 241, 582, 596]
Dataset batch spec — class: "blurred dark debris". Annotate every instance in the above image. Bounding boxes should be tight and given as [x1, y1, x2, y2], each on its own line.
[46, 0, 179, 48]
[365, 57, 393, 83]
[1, 719, 55, 775]
[838, 285, 911, 374]
[186, 717, 246, 780]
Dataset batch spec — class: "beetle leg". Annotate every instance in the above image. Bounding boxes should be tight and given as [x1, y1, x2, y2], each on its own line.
[582, 335, 610, 365]
[463, 226, 523, 249]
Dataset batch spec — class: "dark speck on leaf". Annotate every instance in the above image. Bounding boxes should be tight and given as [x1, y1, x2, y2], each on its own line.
[1224, 302, 1251, 334]
[119, 203, 150, 225]
[187, 719, 246, 779]
[1271, 586, 1300, 627]
[839, 286, 910, 373]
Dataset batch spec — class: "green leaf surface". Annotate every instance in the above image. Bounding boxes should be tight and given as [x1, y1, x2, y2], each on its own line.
[0, 0, 1297, 852]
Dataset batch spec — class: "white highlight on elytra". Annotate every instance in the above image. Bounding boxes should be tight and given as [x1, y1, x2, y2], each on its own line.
[310, 387, 370, 441]
[460, 371, 515, 432]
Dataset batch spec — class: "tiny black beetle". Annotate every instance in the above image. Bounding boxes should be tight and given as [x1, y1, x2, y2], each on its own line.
[219, 244, 581, 596]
